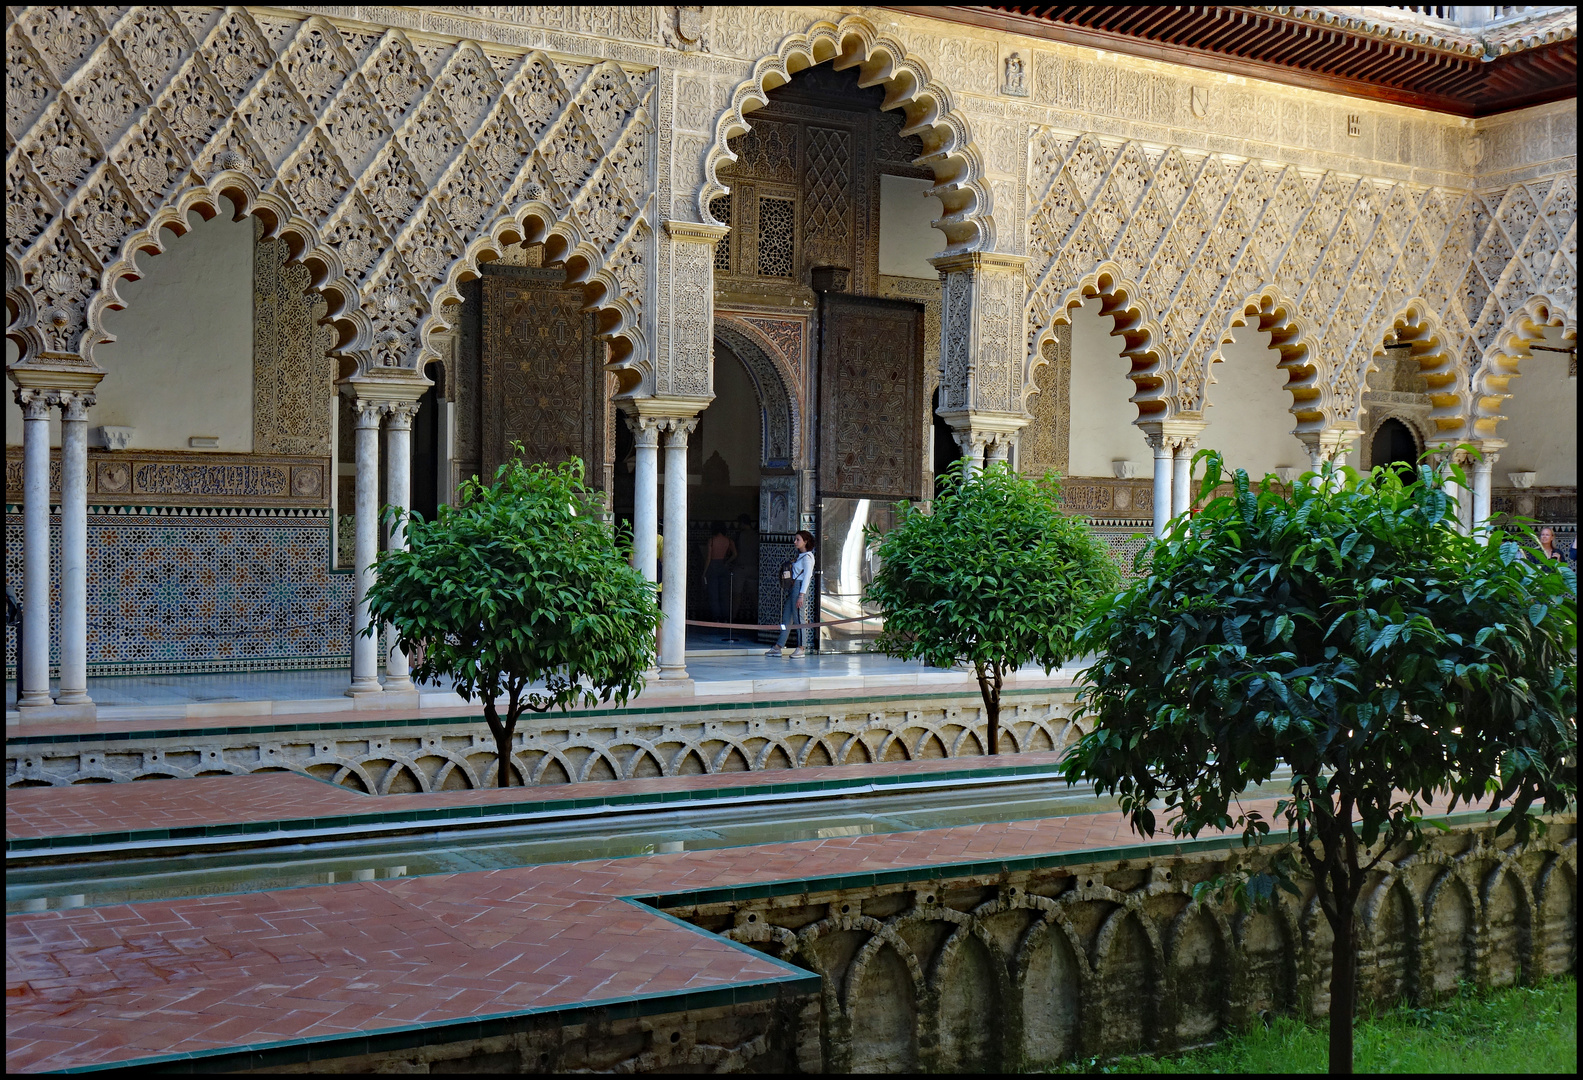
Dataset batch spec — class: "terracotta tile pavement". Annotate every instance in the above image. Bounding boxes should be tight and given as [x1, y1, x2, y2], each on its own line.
[6, 750, 1071, 841]
[6, 770, 1460, 1073]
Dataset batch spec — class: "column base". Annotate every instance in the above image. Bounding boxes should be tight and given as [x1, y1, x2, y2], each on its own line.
[658, 663, 690, 682]
[345, 677, 384, 697]
[17, 691, 55, 709]
[9, 701, 97, 725]
[54, 690, 93, 706]
[383, 677, 415, 692]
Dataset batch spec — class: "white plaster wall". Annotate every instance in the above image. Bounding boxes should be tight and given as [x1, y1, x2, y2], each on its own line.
[4, 209, 256, 452]
[1199, 323, 1307, 480]
[1497, 323, 1577, 487]
[879, 175, 945, 278]
[1067, 298, 1151, 476]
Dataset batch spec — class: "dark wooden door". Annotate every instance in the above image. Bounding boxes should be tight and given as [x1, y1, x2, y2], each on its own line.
[817, 294, 925, 501]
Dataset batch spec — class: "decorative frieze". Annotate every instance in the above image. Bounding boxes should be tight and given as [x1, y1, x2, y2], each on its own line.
[4, 448, 328, 507]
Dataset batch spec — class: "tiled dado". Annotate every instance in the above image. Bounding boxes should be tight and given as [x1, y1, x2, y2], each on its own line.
[5, 688, 1083, 793]
[4, 506, 354, 680]
[3, 448, 329, 507]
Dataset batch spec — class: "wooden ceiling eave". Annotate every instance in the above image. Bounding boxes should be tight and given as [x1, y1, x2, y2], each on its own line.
[884, 5, 1576, 117]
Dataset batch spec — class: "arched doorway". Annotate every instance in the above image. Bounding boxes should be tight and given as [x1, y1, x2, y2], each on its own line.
[1370, 417, 1421, 482]
[685, 325, 800, 643]
[711, 59, 941, 649]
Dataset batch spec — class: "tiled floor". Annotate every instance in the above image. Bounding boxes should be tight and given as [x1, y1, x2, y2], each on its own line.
[6, 751, 1073, 842]
[6, 795, 1288, 1073]
[5, 764, 1463, 1073]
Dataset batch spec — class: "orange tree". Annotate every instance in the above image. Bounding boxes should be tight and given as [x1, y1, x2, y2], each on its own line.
[365, 456, 658, 787]
[864, 458, 1121, 755]
[1061, 451, 1576, 1074]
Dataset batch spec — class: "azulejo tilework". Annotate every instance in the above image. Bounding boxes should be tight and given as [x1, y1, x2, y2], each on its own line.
[5, 507, 353, 678]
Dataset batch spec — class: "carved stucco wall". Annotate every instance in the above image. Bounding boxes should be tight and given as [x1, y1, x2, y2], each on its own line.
[6, 5, 655, 389]
[6, 5, 1574, 445]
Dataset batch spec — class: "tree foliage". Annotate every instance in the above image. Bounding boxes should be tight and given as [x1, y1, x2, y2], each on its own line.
[864, 459, 1123, 754]
[364, 455, 660, 787]
[1062, 450, 1576, 1072]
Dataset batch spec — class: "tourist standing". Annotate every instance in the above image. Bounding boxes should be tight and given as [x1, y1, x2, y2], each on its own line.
[702, 523, 737, 625]
[766, 530, 815, 658]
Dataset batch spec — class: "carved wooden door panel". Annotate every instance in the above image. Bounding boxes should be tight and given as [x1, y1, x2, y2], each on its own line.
[818, 294, 925, 500]
[478, 266, 606, 492]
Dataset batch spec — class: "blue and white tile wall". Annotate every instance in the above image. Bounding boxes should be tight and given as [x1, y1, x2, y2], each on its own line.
[5, 507, 355, 678]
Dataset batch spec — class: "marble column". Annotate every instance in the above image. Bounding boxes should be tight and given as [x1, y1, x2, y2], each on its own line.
[1149, 434, 1173, 538]
[1171, 436, 1197, 519]
[347, 400, 383, 696]
[986, 433, 1013, 466]
[55, 391, 94, 706]
[15, 389, 53, 708]
[660, 418, 696, 680]
[628, 417, 661, 585]
[383, 401, 416, 691]
[1470, 455, 1495, 536]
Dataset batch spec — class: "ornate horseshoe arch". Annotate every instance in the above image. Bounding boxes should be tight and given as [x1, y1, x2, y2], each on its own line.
[701, 14, 993, 255]
[1472, 294, 1577, 441]
[6, 9, 653, 390]
[713, 317, 799, 469]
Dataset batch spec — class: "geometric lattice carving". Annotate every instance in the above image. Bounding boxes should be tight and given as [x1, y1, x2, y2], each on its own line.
[1024, 131, 1578, 440]
[475, 266, 605, 488]
[5, 7, 653, 390]
[253, 218, 334, 456]
[756, 196, 795, 278]
[1021, 329, 1071, 477]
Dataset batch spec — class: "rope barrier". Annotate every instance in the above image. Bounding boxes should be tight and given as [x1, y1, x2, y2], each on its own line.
[684, 614, 880, 631]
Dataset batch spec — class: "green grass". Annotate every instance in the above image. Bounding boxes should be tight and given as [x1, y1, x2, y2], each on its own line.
[1054, 977, 1576, 1074]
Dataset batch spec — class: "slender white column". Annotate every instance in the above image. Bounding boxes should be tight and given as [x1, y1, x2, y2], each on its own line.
[16, 389, 53, 708]
[1171, 437, 1196, 518]
[986, 434, 1012, 466]
[347, 400, 383, 695]
[1307, 445, 1326, 488]
[1149, 434, 1173, 538]
[659, 419, 696, 680]
[954, 430, 988, 477]
[629, 417, 660, 585]
[55, 391, 94, 706]
[1471, 454, 1496, 537]
[383, 401, 416, 691]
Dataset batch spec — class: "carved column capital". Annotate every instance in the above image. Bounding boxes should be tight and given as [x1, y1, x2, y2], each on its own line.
[14, 387, 52, 420]
[625, 413, 665, 448]
[55, 390, 97, 421]
[382, 399, 419, 429]
[353, 398, 386, 429]
[661, 416, 698, 448]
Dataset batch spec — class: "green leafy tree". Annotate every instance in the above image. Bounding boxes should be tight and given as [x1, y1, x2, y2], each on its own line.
[1062, 451, 1576, 1073]
[364, 456, 659, 787]
[864, 459, 1123, 755]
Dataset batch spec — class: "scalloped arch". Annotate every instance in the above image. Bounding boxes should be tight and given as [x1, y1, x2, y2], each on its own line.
[1472, 294, 1577, 442]
[1207, 288, 1329, 436]
[1371, 299, 1470, 443]
[1036, 262, 1174, 421]
[702, 15, 992, 254]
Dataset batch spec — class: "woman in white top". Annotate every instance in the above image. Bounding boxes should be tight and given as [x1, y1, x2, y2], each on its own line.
[767, 530, 816, 657]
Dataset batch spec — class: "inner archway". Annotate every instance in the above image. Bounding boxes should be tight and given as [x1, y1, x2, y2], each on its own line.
[689, 341, 766, 643]
[1370, 418, 1421, 483]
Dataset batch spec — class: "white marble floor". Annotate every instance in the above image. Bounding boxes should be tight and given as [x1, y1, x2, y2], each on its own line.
[6, 650, 1087, 720]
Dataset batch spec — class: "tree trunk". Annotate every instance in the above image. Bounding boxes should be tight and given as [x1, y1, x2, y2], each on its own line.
[975, 663, 1001, 755]
[494, 723, 514, 787]
[1327, 890, 1357, 1074]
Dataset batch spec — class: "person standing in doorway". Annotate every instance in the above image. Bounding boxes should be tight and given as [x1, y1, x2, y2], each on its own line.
[702, 523, 737, 627]
[767, 530, 816, 658]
